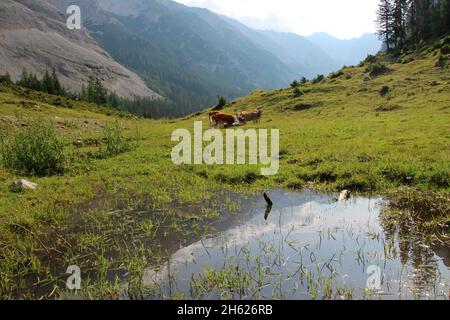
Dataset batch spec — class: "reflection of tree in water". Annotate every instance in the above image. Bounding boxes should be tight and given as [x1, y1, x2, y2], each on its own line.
[380, 208, 442, 299]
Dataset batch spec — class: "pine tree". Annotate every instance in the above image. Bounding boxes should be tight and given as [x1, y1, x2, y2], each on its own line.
[440, 0, 450, 32]
[80, 84, 87, 101]
[51, 68, 63, 95]
[392, 0, 408, 47]
[42, 69, 54, 94]
[213, 95, 227, 110]
[30, 73, 41, 91]
[1, 71, 12, 84]
[406, 0, 419, 43]
[18, 68, 29, 87]
[417, 0, 432, 40]
[290, 80, 300, 88]
[87, 76, 96, 103]
[377, 0, 394, 50]
[94, 77, 107, 105]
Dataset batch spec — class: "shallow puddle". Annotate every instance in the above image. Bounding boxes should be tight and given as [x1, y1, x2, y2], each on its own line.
[142, 189, 449, 300]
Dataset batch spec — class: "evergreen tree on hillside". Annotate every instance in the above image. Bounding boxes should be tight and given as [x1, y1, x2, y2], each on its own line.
[378, 0, 449, 50]
[290, 80, 300, 88]
[440, 0, 450, 31]
[392, 0, 407, 47]
[377, 0, 394, 50]
[18, 68, 42, 91]
[51, 68, 64, 96]
[42, 70, 55, 94]
[406, 0, 419, 43]
[0, 72, 12, 84]
[94, 77, 107, 105]
[212, 95, 227, 111]
[85, 76, 108, 105]
[18, 68, 29, 87]
[417, 0, 432, 40]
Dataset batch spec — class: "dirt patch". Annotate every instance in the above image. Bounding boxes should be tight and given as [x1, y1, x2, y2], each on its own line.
[375, 104, 401, 112]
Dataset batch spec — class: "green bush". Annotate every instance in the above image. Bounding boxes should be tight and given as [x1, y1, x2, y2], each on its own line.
[1, 121, 65, 176]
[440, 44, 450, 55]
[329, 70, 344, 79]
[364, 54, 377, 64]
[435, 51, 447, 67]
[366, 62, 388, 77]
[102, 121, 131, 157]
[379, 85, 390, 97]
[312, 75, 324, 84]
[290, 80, 300, 88]
[293, 87, 302, 98]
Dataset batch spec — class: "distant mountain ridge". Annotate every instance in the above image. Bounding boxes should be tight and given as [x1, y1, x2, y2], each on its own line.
[2, 0, 381, 116]
[81, 0, 380, 112]
[306, 32, 381, 67]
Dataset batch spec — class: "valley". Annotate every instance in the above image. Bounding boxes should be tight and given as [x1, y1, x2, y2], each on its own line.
[0, 37, 448, 299]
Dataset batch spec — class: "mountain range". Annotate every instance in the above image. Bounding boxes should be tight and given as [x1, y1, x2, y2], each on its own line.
[1, 0, 381, 116]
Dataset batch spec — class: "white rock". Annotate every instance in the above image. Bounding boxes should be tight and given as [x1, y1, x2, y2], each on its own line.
[338, 190, 351, 201]
[11, 179, 38, 190]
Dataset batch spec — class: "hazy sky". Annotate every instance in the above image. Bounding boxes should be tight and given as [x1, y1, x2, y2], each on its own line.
[174, 0, 379, 40]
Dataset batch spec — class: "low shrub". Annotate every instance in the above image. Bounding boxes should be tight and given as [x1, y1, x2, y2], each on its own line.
[290, 80, 300, 88]
[365, 54, 377, 64]
[312, 75, 325, 84]
[293, 87, 302, 98]
[101, 121, 131, 157]
[329, 71, 344, 79]
[1, 121, 65, 176]
[440, 44, 450, 55]
[366, 62, 389, 77]
[435, 51, 447, 67]
[379, 85, 390, 97]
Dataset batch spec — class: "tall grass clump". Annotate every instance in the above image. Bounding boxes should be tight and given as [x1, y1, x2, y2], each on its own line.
[0, 121, 65, 176]
[102, 121, 131, 157]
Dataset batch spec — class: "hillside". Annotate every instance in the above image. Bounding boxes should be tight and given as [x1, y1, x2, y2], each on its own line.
[0, 37, 449, 299]
[49, 0, 380, 116]
[0, 0, 160, 99]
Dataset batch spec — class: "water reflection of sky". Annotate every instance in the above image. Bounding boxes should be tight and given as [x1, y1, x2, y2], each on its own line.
[143, 190, 450, 300]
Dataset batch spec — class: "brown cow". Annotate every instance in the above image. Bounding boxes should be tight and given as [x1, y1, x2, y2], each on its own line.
[208, 111, 221, 126]
[211, 112, 236, 128]
[237, 109, 262, 124]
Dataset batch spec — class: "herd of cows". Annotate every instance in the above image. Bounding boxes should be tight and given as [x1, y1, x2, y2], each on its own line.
[208, 109, 263, 128]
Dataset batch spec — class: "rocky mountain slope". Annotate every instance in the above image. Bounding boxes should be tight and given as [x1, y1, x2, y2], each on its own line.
[0, 0, 160, 99]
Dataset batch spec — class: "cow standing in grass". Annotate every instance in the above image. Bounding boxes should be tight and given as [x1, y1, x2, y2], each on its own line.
[211, 112, 236, 128]
[237, 109, 262, 124]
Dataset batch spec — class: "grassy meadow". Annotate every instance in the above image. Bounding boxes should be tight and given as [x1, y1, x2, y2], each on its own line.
[0, 40, 449, 299]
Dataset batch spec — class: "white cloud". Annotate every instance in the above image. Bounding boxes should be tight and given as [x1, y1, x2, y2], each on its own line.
[174, 0, 379, 39]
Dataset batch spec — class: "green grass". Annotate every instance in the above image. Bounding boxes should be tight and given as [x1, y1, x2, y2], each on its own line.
[0, 39, 449, 299]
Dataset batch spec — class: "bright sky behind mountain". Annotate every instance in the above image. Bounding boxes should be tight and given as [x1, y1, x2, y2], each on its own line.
[174, 0, 379, 40]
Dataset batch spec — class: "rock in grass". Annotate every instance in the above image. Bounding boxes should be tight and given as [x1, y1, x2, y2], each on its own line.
[11, 179, 38, 190]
